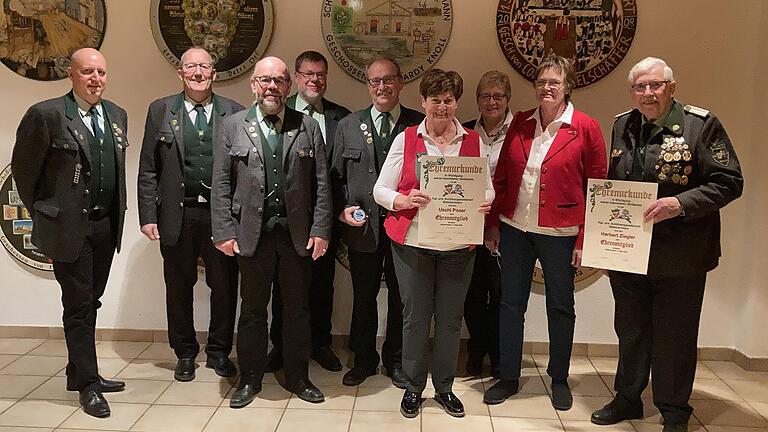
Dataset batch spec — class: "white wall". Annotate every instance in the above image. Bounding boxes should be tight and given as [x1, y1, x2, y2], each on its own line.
[0, 0, 765, 357]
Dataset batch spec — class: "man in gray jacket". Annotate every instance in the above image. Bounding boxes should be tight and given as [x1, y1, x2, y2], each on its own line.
[211, 56, 332, 408]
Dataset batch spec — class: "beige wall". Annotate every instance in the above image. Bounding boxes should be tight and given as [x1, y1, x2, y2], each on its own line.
[0, 0, 765, 356]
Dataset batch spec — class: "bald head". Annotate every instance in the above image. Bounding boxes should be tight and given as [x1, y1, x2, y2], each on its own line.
[68, 48, 107, 106]
[250, 56, 291, 114]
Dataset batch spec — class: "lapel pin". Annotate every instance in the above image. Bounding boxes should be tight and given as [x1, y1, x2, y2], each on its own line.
[248, 126, 256, 132]
[287, 131, 294, 137]
[360, 123, 367, 131]
[251, 133, 258, 138]
[367, 137, 373, 144]
[171, 119, 178, 126]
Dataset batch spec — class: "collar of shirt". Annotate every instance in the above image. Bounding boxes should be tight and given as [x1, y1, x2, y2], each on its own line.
[255, 104, 285, 134]
[417, 117, 467, 147]
[184, 94, 213, 114]
[370, 104, 401, 135]
[474, 109, 514, 146]
[294, 94, 324, 115]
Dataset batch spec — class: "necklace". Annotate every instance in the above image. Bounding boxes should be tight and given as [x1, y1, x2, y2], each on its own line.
[428, 123, 455, 145]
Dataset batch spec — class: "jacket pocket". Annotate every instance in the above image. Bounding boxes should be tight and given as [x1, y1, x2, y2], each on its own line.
[33, 200, 60, 218]
[50, 138, 78, 152]
[156, 131, 174, 145]
[342, 149, 362, 161]
[228, 145, 250, 157]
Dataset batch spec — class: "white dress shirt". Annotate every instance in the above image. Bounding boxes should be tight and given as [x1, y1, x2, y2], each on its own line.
[374, 118, 496, 251]
[501, 102, 579, 236]
[73, 93, 104, 139]
[183, 95, 213, 125]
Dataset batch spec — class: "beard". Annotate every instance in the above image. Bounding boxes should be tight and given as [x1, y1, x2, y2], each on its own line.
[256, 93, 284, 114]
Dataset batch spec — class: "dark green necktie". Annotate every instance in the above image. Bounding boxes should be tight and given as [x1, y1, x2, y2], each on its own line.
[194, 104, 208, 133]
[305, 104, 316, 117]
[379, 111, 391, 141]
[89, 106, 103, 141]
[264, 114, 280, 151]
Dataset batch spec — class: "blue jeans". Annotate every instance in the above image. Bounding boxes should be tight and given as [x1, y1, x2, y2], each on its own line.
[498, 224, 576, 381]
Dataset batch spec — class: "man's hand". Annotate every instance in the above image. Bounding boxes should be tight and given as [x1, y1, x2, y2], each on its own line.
[393, 189, 431, 211]
[306, 236, 329, 261]
[571, 248, 583, 268]
[140, 223, 160, 241]
[215, 239, 240, 256]
[338, 206, 366, 227]
[643, 197, 683, 223]
[478, 200, 492, 215]
[484, 225, 500, 254]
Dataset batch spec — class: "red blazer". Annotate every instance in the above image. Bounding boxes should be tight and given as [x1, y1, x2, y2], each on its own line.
[488, 107, 607, 248]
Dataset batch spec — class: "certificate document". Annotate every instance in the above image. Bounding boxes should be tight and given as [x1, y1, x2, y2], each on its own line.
[418, 155, 486, 245]
[582, 179, 658, 274]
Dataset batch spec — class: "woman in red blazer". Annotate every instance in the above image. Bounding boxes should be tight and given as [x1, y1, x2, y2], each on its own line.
[483, 54, 607, 410]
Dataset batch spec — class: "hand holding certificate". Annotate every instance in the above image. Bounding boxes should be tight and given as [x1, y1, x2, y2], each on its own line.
[581, 179, 658, 274]
[418, 155, 487, 245]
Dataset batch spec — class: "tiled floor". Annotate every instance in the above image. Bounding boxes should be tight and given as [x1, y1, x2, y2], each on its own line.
[0, 337, 766, 431]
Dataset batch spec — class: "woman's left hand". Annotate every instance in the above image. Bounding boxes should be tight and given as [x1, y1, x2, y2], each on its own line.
[478, 200, 492, 214]
[571, 248, 582, 268]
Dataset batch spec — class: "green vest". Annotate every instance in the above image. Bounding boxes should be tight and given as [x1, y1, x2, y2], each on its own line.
[256, 113, 288, 232]
[182, 111, 213, 199]
[86, 115, 116, 213]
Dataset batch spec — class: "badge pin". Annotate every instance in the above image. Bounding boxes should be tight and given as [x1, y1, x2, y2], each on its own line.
[663, 153, 674, 162]
[673, 152, 682, 162]
[248, 126, 256, 132]
[672, 124, 680, 132]
[117, 144, 123, 150]
[658, 173, 667, 181]
[117, 137, 123, 142]
[681, 175, 689, 185]
[112, 123, 118, 129]
[174, 126, 180, 131]
[287, 131, 294, 137]
[251, 133, 258, 138]
[671, 174, 681, 184]
[661, 164, 671, 174]
[360, 123, 368, 131]
[682, 151, 692, 161]
[366, 137, 373, 145]
[171, 119, 178, 126]
[684, 165, 693, 175]
[611, 149, 623, 158]
[251, 121, 257, 126]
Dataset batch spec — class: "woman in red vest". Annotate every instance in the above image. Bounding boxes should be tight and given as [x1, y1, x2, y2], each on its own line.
[373, 69, 495, 419]
[483, 54, 607, 410]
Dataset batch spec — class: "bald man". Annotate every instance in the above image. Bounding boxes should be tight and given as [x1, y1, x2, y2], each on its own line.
[138, 47, 244, 382]
[12, 48, 128, 418]
[211, 56, 332, 407]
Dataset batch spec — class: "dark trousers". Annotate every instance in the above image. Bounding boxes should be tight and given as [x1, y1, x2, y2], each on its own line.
[347, 237, 403, 371]
[159, 206, 238, 359]
[53, 216, 115, 392]
[270, 233, 337, 352]
[391, 243, 474, 393]
[498, 224, 576, 381]
[463, 245, 501, 368]
[236, 226, 311, 387]
[609, 271, 707, 425]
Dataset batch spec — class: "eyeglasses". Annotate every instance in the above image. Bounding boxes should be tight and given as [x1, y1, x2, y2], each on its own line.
[182, 63, 213, 73]
[254, 75, 290, 87]
[478, 93, 507, 102]
[367, 75, 399, 87]
[631, 80, 670, 93]
[296, 70, 327, 80]
[534, 79, 563, 89]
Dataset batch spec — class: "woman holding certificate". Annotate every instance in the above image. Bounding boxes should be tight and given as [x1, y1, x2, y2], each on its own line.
[484, 54, 607, 410]
[373, 69, 495, 419]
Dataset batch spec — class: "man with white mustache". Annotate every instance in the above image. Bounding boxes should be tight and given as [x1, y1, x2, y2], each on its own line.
[211, 56, 332, 408]
[591, 57, 743, 432]
[330, 58, 424, 387]
[138, 47, 244, 383]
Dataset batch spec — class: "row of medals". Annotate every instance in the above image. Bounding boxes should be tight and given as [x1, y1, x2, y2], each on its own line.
[656, 136, 693, 185]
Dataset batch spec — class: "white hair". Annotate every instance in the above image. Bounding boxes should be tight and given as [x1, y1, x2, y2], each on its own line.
[627, 57, 674, 84]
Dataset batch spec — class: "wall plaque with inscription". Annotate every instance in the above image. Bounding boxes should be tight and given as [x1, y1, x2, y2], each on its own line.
[496, 0, 637, 88]
[0, 165, 53, 271]
[321, 0, 453, 83]
[0, 0, 106, 81]
[150, 0, 274, 81]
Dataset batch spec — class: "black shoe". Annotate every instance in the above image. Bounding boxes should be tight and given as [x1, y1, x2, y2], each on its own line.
[400, 390, 422, 418]
[466, 352, 483, 376]
[79, 389, 110, 418]
[434, 392, 465, 417]
[483, 379, 519, 404]
[174, 358, 196, 382]
[385, 367, 408, 389]
[551, 379, 573, 410]
[590, 399, 644, 425]
[265, 348, 283, 372]
[311, 346, 342, 372]
[662, 424, 688, 432]
[206, 355, 237, 377]
[230, 381, 262, 408]
[98, 376, 126, 393]
[342, 366, 377, 386]
[289, 380, 324, 403]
